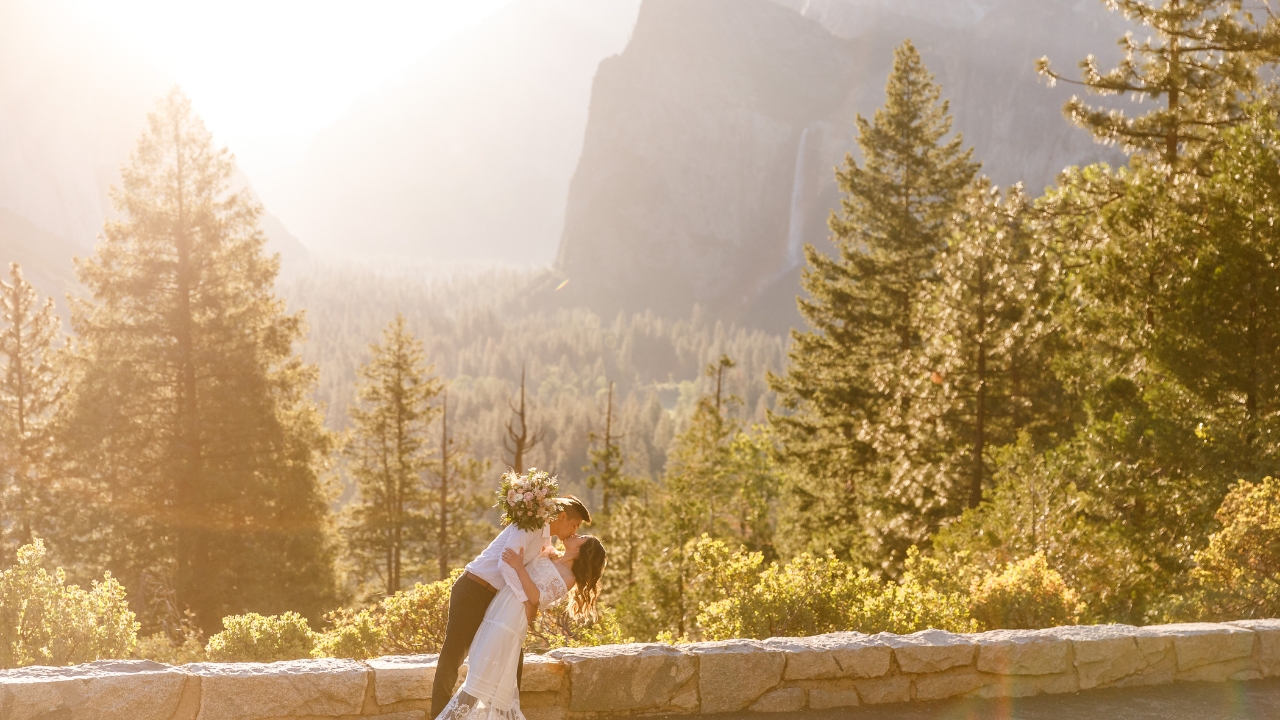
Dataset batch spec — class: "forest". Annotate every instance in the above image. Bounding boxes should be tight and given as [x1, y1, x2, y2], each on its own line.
[4, 0, 1280, 667]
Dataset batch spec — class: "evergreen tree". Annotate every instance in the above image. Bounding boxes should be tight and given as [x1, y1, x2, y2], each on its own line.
[1037, 0, 1280, 173]
[0, 264, 62, 563]
[771, 40, 978, 565]
[344, 314, 442, 597]
[60, 90, 336, 631]
[633, 355, 779, 639]
[584, 382, 635, 516]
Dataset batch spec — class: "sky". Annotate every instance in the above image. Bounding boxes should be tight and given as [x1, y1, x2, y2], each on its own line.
[53, 0, 513, 184]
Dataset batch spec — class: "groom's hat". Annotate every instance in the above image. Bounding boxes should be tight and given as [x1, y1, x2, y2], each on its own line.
[556, 495, 592, 524]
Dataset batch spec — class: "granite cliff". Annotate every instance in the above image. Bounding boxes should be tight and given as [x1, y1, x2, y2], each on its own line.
[555, 0, 1128, 330]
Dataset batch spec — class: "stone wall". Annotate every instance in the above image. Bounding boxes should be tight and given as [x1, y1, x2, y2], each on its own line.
[5, 620, 1280, 720]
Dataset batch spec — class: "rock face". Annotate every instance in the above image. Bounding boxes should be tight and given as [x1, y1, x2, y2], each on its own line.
[556, 0, 1127, 331]
[3, 623, 1279, 719]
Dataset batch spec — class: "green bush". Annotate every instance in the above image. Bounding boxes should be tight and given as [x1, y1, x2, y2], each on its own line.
[969, 552, 1082, 630]
[692, 539, 978, 641]
[530, 605, 630, 651]
[134, 627, 207, 665]
[1191, 476, 1280, 620]
[0, 540, 138, 668]
[313, 607, 385, 659]
[855, 548, 977, 635]
[205, 612, 315, 662]
[377, 569, 459, 654]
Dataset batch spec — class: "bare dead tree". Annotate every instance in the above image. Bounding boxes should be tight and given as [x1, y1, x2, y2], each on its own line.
[503, 364, 545, 475]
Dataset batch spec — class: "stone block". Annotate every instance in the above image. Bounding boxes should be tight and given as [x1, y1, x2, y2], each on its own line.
[547, 643, 695, 714]
[872, 630, 974, 674]
[749, 686, 805, 712]
[368, 654, 438, 705]
[972, 671, 1077, 699]
[1175, 657, 1257, 683]
[373, 713, 429, 720]
[762, 633, 889, 680]
[821, 632, 893, 679]
[853, 675, 911, 705]
[808, 687, 860, 710]
[1144, 623, 1255, 671]
[912, 668, 989, 701]
[520, 690, 564, 709]
[975, 630, 1071, 676]
[1052, 625, 1149, 689]
[0, 660, 189, 720]
[187, 658, 368, 720]
[689, 640, 785, 714]
[1229, 619, 1280, 677]
[666, 676, 699, 713]
[522, 654, 567, 693]
[762, 637, 841, 680]
[524, 707, 566, 720]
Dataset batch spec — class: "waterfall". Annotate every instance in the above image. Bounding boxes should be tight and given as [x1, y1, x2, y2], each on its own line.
[785, 127, 811, 269]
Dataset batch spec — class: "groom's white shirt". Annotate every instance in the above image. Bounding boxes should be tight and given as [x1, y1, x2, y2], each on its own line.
[465, 523, 551, 604]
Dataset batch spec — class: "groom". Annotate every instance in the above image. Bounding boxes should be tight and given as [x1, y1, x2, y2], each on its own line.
[431, 495, 592, 719]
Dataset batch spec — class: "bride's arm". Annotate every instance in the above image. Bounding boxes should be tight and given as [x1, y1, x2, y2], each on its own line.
[502, 548, 540, 623]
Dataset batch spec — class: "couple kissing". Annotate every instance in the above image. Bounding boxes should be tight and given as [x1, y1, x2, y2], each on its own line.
[431, 477, 607, 720]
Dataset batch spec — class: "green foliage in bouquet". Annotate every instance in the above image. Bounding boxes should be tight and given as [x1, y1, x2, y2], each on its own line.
[205, 612, 316, 662]
[0, 541, 139, 668]
[496, 469, 561, 531]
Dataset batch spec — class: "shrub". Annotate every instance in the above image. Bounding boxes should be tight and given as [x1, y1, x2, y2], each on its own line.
[134, 626, 207, 665]
[0, 540, 139, 668]
[855, 548, 977, 635]
[1191, 476, 1280, 620]
[969, 552, 1082, 630]
[697, 545, 881, 640]
[205, 612, 315, 662]
[529, 605, 630, 651]
[313, 607, 385, 659]
[378, 569, 460, 654]
[694, 541, 977, 640]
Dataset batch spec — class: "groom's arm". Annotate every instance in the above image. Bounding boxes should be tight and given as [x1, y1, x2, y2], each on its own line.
[498, 528, 535, 603]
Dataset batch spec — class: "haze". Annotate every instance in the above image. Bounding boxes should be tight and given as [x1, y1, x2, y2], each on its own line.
[50, 1, 513, 183]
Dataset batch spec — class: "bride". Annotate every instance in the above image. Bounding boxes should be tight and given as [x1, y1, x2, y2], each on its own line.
[436, 533, 608, 720]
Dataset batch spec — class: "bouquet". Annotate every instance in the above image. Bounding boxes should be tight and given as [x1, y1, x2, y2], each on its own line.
[496, 468, 561, 531]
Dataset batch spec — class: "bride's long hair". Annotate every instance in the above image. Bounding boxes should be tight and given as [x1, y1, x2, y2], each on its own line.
[568, 536, 607, 621]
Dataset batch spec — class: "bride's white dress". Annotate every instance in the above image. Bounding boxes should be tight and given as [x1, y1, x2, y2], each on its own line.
[437, 555, 568, 720]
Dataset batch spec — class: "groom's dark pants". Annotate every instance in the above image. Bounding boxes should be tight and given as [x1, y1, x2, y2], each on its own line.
[431, 572, 525, 719]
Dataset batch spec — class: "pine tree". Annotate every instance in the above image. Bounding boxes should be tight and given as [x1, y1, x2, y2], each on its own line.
[635, 355, 779, 639]
[344, 314, 442, 597]
[61, 89, 336, 631]
[584, 382, 628, 516]
[869, 183, 1069, 561]
[1037, 0, 1280, 173]
[770, 40, 978, 565]
[0, 263, 62, 563]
